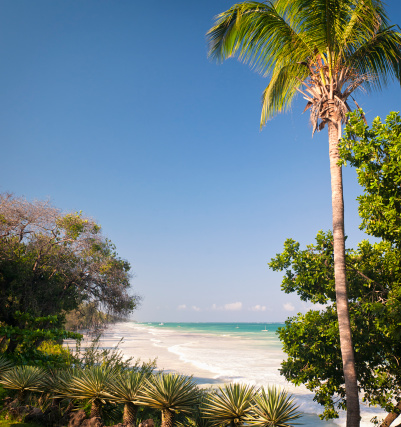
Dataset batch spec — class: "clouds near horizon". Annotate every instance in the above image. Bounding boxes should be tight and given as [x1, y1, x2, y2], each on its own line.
[283, 302, 295, 311]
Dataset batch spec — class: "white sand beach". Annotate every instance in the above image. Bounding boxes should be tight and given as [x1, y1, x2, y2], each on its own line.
[70, 322, 388, 427]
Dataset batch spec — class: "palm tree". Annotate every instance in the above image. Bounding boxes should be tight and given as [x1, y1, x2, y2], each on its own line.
[207, 2, 401, 426]
[107, 369, 149, 427]
[62, 365, 117, 419]
[246, 386, 301, 427]
[0, 365, 47, 403]
[202, 383, 256, 427]
[138, 373, 199, 427]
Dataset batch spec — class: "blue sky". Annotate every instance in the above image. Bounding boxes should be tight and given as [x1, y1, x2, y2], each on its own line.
[1, 0, 401, 322]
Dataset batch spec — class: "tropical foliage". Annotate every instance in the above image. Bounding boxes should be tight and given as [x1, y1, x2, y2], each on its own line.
[138, 373, 200, 427]
[340, 109, 401, 247]
[0, 193, 139, 365]
[0, 366, 47, 403]
[269, 110, 401, 427]
[108, 370, 150, 427]
[202, 383, 256, 426]
[0, 356, 303, 427]
[0, 356, 13, 378]
[246, 386, 301, 427]
[59, 365, 117, 418]
[207, 3, 401, 425]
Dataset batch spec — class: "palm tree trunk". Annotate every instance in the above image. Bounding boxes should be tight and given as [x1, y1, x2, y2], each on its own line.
[90, 398, 102, 418]
[123, 402, 138, 427]
[328, 120, 360, 427]
[161, 409, 175, 427]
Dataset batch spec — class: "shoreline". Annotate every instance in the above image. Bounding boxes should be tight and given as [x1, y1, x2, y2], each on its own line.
[68, 321, 387, 427]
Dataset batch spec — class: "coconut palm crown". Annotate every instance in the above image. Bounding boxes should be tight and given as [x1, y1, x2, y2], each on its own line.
[207, 2, 401, 426]
[202, 383, 257, 427]
[207, 0, 401, 130]
[137, 373, 199, 427]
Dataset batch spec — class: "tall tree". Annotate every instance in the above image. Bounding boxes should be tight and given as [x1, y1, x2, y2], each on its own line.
[207, 2, 401, 425]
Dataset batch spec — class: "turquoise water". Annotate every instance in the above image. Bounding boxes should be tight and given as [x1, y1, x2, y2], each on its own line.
[147, 322, 283, 340]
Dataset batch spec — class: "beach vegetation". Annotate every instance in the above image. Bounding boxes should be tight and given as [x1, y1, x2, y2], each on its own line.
[0, 366, 47, 404]
[246, 386, 302, 427]
[202, 383, 256, 426]
[59, 365, 117, 419]
[0, 357, 13, 378]
[138, 373, 199, 427]
[107, 369, 150, 427]
[0, 193, 139, 367]
[0, 360, 301, 427]
[270, 110, 401, 427]
[207, 2, 401, 425]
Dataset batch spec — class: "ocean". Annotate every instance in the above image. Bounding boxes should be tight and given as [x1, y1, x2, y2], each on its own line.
[92, 321, 386, 427]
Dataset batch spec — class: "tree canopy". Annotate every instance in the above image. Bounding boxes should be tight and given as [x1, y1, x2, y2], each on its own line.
[340, 109, 401, 247]
[269, 111, 401, 427]
[0, 193, 139, 361]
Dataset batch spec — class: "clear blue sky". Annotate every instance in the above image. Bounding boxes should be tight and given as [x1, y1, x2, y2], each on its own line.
[1, 0, 400, 322]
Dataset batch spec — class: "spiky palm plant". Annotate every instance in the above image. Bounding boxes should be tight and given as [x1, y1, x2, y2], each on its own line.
[207, 2, 401, 425]
[137, 373, 199, 427]
[246, 386, 301, 427]
[0, 365, 47, 403]
[202, 383, 257, 427]
[62, 365, 117, 418]
[176, 388, 214, 427]
[0, 356, 13, 378]
[107, 369, 149, 427]
[45, 368, 76, 410]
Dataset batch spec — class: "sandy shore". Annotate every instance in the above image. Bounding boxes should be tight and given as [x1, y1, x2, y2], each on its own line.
[66, 323, 222, 386]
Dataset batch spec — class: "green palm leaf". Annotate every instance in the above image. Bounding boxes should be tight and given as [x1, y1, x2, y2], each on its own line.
[202, 383, 257, 426]
[207, 0, 401, 127]
[0, 365, 47, 402]
[107, 370, 150, 426]
[246, 386, 302, 427]
[0, 356, 13, 378]
[138, 373, 199, 427]
[62, 365, 117, 418]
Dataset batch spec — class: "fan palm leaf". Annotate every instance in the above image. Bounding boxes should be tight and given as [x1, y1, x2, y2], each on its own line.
[0, 365, 47, 402]
[62, 365, 117, 418]
[202, 383, 256, 426]
[138, 373, 199, 427]
[246, 386, 302, 427]
[107, 369, 149, 427]
[0, 356, 13, 378]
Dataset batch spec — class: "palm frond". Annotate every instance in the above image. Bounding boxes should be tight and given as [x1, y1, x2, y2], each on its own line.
[0, 366, 47, 396]
[345, 27, 401, 91]
[0, 356, 13, 378]
[207, 0, 401, 130]
[202, 383, 256, 426]
[207, 2, 312, 76]
[246, 386, 302, 427]
[261, 63, 308, 124]
[63, 365, 117, 403]
[108, 369, 149, 403]
[138, 373, 199, 414]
